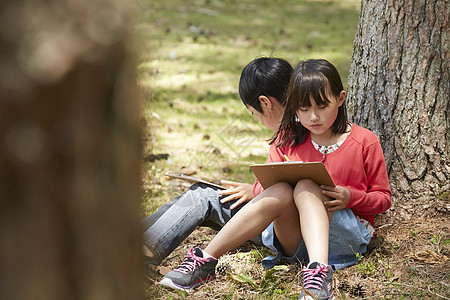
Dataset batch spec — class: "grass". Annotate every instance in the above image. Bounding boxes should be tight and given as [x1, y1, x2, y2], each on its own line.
[136, 0, 450, 298]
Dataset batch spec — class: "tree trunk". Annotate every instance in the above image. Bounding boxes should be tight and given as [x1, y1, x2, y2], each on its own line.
[347, 0, 449, 220]
[0, 1, 143, 299]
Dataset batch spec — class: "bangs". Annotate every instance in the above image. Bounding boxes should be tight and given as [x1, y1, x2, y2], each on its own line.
[295, 72, 331, 108]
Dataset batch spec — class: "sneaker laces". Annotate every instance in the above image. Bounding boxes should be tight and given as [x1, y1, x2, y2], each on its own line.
[173, 248, 210, 275]
[302, 264, 330, 290]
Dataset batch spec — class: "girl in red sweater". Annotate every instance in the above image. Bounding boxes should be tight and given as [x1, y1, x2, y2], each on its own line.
[161, 59, 391, 300]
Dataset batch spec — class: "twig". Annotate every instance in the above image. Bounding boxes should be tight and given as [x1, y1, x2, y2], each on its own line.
[375, 223, 393, 230]
[428, 286, 450, 300]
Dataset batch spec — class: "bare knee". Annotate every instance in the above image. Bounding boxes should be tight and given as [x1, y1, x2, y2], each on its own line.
[254, 182, 294, 208]
[271, 182, 293, 195]
[271, 182, 294, 203]
[294, 179, 320, 194]
[293, 179, 329, 203]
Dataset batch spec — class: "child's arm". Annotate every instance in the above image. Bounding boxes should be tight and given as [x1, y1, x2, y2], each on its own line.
[345, 141, 391, 216]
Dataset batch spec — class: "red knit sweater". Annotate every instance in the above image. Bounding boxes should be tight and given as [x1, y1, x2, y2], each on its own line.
[253, 123, 391, 226]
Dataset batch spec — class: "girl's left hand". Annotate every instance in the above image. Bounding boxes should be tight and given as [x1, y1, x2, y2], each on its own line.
[321, 185, 350, 212]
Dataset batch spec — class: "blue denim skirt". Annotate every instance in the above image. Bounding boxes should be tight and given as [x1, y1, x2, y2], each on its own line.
[261, 208, 371, 270]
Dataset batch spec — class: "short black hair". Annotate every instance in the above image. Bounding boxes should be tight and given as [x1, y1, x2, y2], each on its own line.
[239, 57, 293, 113]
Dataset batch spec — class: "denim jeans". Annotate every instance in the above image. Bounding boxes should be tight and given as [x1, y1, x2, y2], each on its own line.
[142, 183, 248, 264]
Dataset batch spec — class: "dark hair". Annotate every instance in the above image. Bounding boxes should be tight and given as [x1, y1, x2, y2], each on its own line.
[273, 59, 348, 146]
[239, 57, 293, 113]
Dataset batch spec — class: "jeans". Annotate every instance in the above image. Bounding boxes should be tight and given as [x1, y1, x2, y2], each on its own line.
[142, 183, 248, 264]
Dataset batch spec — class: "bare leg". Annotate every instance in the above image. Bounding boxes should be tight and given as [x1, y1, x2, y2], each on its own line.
[294, 179, 332, 265]
[143, 245, 154, 258]
[205, 182, 301, 258]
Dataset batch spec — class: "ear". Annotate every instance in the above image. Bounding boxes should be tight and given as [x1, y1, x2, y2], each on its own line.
[337, 90, 346, 106]
[258, 95, 273, 110]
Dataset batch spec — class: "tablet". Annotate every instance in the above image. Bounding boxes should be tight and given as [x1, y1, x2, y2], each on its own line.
[250, 161, 335, 189]
[165, 172, 226, 190]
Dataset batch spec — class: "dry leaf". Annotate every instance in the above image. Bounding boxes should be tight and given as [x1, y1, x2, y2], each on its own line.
[407, 249, 449, 264]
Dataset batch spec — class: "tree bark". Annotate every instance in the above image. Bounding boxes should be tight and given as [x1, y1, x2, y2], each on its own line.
[0, 1, 143, 299]
[347, 0, 449, 220]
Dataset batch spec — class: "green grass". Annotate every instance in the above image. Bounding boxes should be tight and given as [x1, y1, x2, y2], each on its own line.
[136, 0, 360, 87]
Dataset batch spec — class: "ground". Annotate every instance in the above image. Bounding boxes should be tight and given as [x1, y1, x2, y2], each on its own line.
[143, 179, 449, 299]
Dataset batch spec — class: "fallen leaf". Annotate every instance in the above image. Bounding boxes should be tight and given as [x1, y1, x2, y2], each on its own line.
[407, 249, 449, 264]
[157, 266, 172, 276]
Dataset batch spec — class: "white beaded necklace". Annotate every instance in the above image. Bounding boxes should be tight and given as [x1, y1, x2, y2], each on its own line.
[311, 137, 346, 155]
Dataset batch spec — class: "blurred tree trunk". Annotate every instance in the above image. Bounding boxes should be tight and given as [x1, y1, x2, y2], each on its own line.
[0, 1, 143, 300]
[347, 0, 449, 220]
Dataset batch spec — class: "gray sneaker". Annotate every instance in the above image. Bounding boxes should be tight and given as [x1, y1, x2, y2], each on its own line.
[160, 247, 218, 292]
[299, 262, 334, 300]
